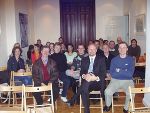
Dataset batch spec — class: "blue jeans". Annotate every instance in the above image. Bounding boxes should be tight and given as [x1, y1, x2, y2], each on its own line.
[59, 72, 71, 97]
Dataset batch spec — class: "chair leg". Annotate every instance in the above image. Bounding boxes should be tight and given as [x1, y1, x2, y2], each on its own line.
[112, 97, 114, 113]
[80, 95, 82, 113]
[100, 98, 103, 113]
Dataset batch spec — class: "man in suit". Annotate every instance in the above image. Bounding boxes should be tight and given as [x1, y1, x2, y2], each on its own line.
[67, 44, 106, 113]
[32, 45, 59, 105]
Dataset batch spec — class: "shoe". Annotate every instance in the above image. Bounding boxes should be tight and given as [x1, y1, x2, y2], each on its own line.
[60, 96, 68, 102]
[103, 105, 111, 112]
[123, 108, 128, 113]
[66, 99, 75, 107]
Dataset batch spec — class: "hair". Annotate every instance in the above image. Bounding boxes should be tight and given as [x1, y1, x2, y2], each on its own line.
[78, 44, 85, 49]
[34, 44, 40, 48]
[28, 45, 34, 51]
[94, 40, 100, 44]
[67, 43, 74, 52]
[41, 45, 50, 51]
[12, 46, 22, 56]
[109, 40, 115, 44]
[54, 43, 61, 47]
[131, 39, 137, 44]
[119, 41, 128, 48]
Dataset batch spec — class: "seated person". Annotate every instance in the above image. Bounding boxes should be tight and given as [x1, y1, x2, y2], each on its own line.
[50, 43, 70, 102]
[67, 44, 106, 113]
[128, 39, 141, 62]
[64, 43, 77, 68]
[103, 42, 135, 113]
[66, 44, 88, 96]
[32, 46, 59, 104]
[7, 46, 32, 85]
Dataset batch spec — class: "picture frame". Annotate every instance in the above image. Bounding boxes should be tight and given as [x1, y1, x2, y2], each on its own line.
[135, 14, 145, 35]
[19, 13, 28, 48]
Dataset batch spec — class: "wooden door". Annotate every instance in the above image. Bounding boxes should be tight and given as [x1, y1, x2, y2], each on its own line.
[60, 0, 95, 49]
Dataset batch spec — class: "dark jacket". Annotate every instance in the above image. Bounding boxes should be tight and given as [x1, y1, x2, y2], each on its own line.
[32, 57, 59, 86]
[80, 55, 106, 96]
[7, 56, 25, 72]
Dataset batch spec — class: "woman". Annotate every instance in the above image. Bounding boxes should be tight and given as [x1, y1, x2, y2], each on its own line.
[64, 43, 77, 67]
[7, 47, 32, 85]
[31, 44, 40, 64]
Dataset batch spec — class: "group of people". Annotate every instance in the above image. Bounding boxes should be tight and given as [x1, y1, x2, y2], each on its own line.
[4, 36, 143, 113]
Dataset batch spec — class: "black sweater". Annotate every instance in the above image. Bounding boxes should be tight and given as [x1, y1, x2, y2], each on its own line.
[50, 53, 68, 72]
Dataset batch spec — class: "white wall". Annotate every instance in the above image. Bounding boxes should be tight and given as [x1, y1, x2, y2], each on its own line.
[0, 0, 17, 66]
[33, 0, 60, 44]
[129, 0, 147, 54]
[15, 0, 34, 60]
[0, 0, 8, 66]
[96, 0, 124, 39]
[143, 0, 150, 107]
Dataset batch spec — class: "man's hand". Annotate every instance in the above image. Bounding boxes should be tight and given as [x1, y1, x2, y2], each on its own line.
[83, 73, 99, 82]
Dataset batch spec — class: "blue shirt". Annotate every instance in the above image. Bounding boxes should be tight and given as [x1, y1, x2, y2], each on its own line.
[110, 55, 135, 80]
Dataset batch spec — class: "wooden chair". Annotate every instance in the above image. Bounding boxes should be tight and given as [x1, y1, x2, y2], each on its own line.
[11, 71, 33, 86]
[0, 85, 24, 111]
[111, 89, 126, 113]
[129, 86, 150, 113]
[0, 66, 7, 71]
[0, 111, 26, 113]
[23, 84, 54, 113]
[80, 90, 103, 113]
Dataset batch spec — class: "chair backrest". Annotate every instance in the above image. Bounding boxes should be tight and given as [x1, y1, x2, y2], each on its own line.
[11, 71, 32, 86]
[0, 85, 24, 111]
[129, 86, 150, 112]
[0, 111, 26, 113]
[23, 83, 54, 112]
[0, 66, 7, 71]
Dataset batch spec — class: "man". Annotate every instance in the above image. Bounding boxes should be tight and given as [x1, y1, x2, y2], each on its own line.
[32, 45, 59, 105]
[50, 43, 69, 102]
[36, 39, 43, 50]
[103, 42, 135, 113]
[114, 36, 123, 55]
[68, 44, 106, 113]
[94, 40, 104, 56]
[66, 44, 88, 105]
[109, 40, 118, 56]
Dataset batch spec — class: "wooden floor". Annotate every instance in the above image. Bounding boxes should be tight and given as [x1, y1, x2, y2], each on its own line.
[56, 84, 145, 113]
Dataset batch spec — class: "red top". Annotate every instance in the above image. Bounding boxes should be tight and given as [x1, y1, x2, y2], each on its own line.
[42, 63, 50, 81]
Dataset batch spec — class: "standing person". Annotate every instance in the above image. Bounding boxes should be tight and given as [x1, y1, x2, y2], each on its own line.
[50, 44, 70, 102]
[128, 39, 141, 62]
[32, 46, 59, 105]
[68, 44, 106, 113]
[103, 42, 135, 113]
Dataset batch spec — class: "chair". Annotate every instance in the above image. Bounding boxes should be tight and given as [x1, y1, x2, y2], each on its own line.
[0, 85, 24, 111]
[11, 71, 33, 86]
[111, 89, 126, 113]
[0, 66, 7, 71]
[80, 90, 103, 113]
[0, 111, 26, 113]
[23, 84, 54, 113]
[129, 86, 150, 113]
